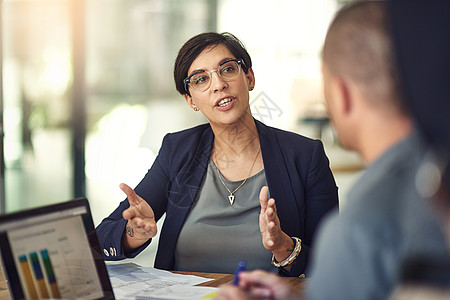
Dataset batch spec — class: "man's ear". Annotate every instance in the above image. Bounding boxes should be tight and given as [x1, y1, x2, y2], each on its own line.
[335, 77, 353, 115]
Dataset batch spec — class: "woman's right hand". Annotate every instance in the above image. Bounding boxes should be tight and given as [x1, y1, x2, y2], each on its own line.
[120, 183, 157, 250]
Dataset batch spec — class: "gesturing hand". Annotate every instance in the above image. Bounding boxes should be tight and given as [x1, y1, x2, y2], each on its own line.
[259, 186, 294, 263]
[120, 183, 157, 249]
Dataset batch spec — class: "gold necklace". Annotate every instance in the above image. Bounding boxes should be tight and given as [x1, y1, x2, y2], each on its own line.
[215, 147, 261, 205]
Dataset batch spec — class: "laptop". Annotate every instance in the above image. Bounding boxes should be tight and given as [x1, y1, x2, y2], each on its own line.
[0, 198, 115, 299]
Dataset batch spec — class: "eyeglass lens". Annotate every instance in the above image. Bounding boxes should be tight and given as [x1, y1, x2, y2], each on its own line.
[189, 60, 241, 92]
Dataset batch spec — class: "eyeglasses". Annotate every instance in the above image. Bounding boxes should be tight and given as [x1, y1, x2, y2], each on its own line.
[184, 59, 245, 93]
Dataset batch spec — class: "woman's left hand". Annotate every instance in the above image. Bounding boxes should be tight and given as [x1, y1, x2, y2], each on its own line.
[259, 186, 295, 263]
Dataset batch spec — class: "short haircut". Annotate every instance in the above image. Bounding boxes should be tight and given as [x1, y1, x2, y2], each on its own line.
[323, 1, 406, 114]
[173, 32, 252, 96]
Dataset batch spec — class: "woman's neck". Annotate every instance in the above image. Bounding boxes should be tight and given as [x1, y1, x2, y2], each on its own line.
[211, 114, 259, 157]
[210, 114, 263, 181]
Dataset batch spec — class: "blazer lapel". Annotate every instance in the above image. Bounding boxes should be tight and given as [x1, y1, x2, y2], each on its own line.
[256, 120, 301, 235]
[155, 126, 214, 269]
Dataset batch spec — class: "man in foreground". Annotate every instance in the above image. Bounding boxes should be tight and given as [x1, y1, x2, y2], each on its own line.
[216, 1, 447, 299]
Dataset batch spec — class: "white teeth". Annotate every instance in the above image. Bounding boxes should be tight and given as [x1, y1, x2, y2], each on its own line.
[218, 98, 232, 107]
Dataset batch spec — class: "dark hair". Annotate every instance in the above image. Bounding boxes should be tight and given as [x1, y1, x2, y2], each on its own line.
[323, 1, 407, 115]
[174, 32, 252, 96]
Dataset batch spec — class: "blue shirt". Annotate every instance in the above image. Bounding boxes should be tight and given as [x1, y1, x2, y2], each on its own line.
[306, 132, 448, 299]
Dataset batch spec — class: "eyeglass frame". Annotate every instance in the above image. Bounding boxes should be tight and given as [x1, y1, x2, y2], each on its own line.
[183, 59, 246, 94]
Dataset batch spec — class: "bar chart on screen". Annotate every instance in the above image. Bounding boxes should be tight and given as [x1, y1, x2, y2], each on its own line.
[9, 216, 103, 299]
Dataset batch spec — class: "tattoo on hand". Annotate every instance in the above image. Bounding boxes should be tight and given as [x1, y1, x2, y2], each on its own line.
[126, 226, 134, 237]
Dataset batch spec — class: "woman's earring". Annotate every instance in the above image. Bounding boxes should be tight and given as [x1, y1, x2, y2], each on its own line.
[249, 86, 254, 91]
[193, 106, 199, 111]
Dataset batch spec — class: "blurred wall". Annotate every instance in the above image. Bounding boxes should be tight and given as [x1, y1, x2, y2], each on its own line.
[1, 0, 361, 220]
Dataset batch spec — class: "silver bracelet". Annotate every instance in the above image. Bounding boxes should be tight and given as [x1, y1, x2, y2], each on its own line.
[271, 237, 302, 268]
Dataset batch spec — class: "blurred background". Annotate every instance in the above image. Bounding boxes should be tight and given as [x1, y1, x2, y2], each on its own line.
[1, 0, 362, 265]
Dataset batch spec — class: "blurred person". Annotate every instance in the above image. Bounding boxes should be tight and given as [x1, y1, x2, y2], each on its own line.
[95, 32, 338, 277]
[387, 0, 450, 299]
[390, 0, 450, 248]
[216, 1, 448, 299]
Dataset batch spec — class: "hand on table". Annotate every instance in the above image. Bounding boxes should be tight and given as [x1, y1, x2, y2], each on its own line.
[259, 186, 294, 263]
[120, 183, 157, 249]
[215, 270, 299, 300]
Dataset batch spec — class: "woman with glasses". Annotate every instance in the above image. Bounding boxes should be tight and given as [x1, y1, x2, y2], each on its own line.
[96, 32, 338, 277]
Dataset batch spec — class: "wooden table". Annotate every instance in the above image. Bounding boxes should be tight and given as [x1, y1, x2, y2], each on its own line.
[0, 267, 306, 300]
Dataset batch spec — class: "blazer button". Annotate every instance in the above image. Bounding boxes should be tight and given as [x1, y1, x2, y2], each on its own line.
[299, 274, 306, 278]
[103, 249, 109, 256]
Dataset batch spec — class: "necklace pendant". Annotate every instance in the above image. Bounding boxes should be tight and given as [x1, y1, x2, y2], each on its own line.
[228, 195, 235, 205]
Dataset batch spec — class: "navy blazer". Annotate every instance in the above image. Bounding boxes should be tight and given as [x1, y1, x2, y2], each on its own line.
[96, 120, 338, 277]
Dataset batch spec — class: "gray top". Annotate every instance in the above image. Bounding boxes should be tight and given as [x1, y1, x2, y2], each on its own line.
[306, 132, 448, 300]
[174, 159, 278, 274]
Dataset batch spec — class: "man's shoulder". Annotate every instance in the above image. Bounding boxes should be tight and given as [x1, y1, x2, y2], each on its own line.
[306, 132, 444, 300]
[343, 168, 416, 227]
[345, 132, 425, 211]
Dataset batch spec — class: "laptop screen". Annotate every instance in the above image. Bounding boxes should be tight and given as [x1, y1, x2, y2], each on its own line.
[0, 198, 115, 300]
